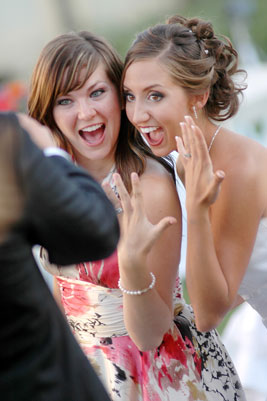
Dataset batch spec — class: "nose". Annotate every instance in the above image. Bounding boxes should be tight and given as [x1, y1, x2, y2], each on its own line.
[130, 101, 150, 126]
[77, 99, 97, 120]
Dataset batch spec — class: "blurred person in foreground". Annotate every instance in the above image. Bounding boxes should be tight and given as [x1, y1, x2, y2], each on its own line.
[0, 111, 118, 401]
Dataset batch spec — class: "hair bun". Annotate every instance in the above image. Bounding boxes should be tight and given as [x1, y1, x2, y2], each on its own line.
[166, 15, 188, 26]
[192, 20, 214, 41]
[166, 15, 214, 41]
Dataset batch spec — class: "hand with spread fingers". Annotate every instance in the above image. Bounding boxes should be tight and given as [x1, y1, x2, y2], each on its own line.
[109, 170, 181, 353]
[176, 116, 225, 215]
[17, 113, 58, 149]
[113, 172, 177, 268]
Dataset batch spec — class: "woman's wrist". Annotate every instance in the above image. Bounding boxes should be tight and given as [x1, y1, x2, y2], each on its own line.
[118, 272, 156, 295]
[186, 206, 210, 225]
[118, 266, 153, 292]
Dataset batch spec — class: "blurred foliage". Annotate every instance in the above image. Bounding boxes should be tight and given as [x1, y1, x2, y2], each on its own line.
[94, 13, 168, 59]
[249, 0, 267, 60]
[101, 0, 266, 62]
[185, 0, 267, 61]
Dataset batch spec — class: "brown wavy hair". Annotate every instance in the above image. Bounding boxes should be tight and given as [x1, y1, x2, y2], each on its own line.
[28, 31, 174, 191]
[122, 15, 247, 121]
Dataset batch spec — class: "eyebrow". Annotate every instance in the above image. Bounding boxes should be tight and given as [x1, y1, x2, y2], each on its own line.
[87, 80, 107, 89]
[123, 84, 164, 91]
[63, 80, 108, 96]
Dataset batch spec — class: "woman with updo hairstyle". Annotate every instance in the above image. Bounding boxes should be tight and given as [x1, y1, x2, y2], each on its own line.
[122, 13, 267, 399]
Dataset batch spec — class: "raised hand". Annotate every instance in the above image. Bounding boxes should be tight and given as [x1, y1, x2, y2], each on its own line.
[175, 116, 225, 215]
[17, 113, 58, 149]
[113, 172, 177, 269]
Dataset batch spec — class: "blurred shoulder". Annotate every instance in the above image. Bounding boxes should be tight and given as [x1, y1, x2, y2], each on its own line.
[143, 157, 175, 179]
[141, 157, 176, 190]
[139, 157, 180, 216]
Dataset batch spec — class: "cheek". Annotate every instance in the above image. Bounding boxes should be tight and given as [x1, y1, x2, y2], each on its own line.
[54, 109, 73, 129]
[52, 108, 58, 125]
[53, 109, 64, 130]
[104, 98, 121, 124]
[125, 103, 134, 122]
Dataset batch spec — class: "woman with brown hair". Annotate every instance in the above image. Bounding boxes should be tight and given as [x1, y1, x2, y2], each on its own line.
[121, 13, 263, 399]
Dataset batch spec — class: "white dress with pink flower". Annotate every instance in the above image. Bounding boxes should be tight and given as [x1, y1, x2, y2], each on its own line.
[42, 248, 246, 401]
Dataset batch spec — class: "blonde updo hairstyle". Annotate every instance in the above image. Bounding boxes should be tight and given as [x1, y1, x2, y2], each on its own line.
[123, 15, 247, 121]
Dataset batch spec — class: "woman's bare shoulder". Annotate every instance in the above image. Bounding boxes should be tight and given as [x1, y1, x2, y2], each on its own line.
[217, 127, 266, 176]
[143, 157, 174, 180]
[215, 128, 267, 212]
[139, 157, 180, 213]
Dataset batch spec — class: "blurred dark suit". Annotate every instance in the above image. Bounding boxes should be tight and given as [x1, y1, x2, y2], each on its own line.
[0, 113, 119, 401]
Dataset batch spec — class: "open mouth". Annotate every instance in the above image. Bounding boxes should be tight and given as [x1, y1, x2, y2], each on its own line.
[140, 127, 164, 146]
[79, 123, 105, 146]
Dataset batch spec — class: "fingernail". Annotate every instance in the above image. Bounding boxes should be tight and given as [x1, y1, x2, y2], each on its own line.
[131, 172, 138, 181]
[113, 173, 120, 183]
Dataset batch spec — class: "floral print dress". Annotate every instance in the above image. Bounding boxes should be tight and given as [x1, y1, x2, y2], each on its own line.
[42, 249, 246, 401]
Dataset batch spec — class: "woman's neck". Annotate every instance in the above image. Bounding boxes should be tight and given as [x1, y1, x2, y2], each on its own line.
[196, 118, 221, 151]
[74, 154, 115, 183]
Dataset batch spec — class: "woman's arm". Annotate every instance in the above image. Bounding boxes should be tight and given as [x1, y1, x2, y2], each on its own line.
[114, 168, 181, 351]
[177, 117, 263, 331]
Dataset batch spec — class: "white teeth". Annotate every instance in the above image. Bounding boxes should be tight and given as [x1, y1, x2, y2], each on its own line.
[82, 123, 103, 133]
[140, 127, 159, 134]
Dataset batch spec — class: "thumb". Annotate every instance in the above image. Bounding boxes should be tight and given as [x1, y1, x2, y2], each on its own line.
[215, 170, 225, 183]
[208, 170, 225, 204]
[143, 217, 177, 253]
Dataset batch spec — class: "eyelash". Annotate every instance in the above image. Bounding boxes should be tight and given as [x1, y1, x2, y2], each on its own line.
[123, 91, 164, 103]
[149, 92, 163, 101]
[124, 92, 134, 102]
[91, 89, 105, 98]
[57, 98, 71, 106]
[56, 88, 105, 106]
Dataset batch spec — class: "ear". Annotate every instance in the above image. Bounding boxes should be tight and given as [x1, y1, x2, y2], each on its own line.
[191, 89, 210, 110]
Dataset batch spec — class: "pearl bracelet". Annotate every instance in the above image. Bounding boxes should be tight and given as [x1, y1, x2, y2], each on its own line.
[118, 272, 156, 295]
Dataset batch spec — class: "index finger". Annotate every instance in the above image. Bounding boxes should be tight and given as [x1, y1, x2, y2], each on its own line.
[113, 173, 132, 215]
[191, 125, 210, 162]
[130, 172, 145, 216]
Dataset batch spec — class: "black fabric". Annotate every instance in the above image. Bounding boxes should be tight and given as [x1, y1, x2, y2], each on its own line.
[0, 118, 118, 401]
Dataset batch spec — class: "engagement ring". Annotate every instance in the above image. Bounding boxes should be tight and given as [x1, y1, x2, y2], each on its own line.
[184, 153, 192, 158]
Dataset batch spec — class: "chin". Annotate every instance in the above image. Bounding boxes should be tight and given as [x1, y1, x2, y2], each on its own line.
[151, 146, 169, 157]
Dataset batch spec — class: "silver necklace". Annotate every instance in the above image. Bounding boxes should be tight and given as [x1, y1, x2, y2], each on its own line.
[208, 125, 221, 153]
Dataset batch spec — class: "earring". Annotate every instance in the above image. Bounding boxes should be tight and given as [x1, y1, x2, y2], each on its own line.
[193, 106, 198, 120]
